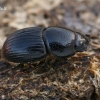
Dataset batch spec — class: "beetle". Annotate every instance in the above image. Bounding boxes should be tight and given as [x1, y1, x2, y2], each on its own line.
[2, 26, 90, 63]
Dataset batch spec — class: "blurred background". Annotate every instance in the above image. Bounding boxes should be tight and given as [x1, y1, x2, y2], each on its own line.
[0, 1, 100, 100]
[0, 0, 100, 53]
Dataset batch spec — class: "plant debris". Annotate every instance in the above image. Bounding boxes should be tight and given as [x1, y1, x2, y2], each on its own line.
[0, 53, 100, 100]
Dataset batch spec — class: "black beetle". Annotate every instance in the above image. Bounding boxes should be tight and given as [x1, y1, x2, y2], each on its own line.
[2, 27, 90, 63]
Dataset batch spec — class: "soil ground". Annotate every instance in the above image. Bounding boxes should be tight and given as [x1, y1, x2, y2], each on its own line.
[0, 0, 100, 100]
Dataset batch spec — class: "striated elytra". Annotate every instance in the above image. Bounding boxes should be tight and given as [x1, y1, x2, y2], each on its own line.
[2, 27, 90, 63]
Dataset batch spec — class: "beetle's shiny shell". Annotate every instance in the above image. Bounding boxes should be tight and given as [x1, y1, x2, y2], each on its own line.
[43, 27, 76, 57]
[2, 26, 89, 63]
[2, 27, 46, 63]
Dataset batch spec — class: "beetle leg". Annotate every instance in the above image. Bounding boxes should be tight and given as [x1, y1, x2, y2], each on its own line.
[0, 65, 18, 75]
[65, 60, 75, 71]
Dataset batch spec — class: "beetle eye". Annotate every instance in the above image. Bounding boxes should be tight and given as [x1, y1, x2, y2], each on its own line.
[75, 34, 85, 47]
[75, 33, 89, 52]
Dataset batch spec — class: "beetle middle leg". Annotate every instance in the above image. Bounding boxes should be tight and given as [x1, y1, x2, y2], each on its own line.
[52, 57, 75, 71]
[65, 60, 75, 71]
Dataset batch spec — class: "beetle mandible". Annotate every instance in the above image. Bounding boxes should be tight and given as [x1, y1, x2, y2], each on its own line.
[2, 27, 90, 63]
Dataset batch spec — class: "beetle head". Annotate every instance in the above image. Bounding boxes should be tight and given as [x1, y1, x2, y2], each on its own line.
[74, 32, 90, 52]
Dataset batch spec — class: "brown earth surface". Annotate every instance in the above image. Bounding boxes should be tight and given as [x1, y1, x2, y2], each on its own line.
[0, 0, 100, 100]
